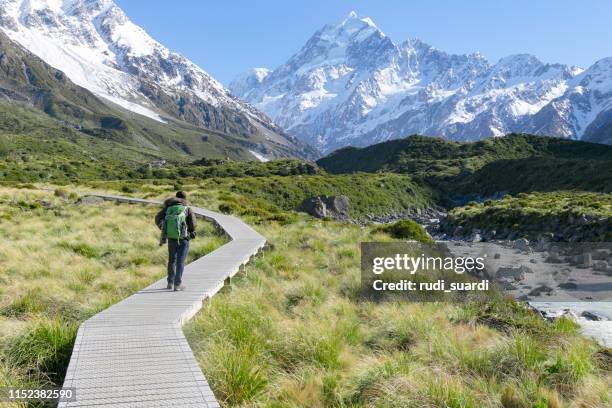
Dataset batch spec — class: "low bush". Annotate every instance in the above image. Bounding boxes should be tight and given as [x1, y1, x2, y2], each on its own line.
[376, 219, 434, 243]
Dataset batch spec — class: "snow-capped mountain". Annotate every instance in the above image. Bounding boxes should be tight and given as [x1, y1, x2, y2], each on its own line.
[0, 0, 317, 159]
[229, 68, 271, 100]
[231, 11, 612, 153]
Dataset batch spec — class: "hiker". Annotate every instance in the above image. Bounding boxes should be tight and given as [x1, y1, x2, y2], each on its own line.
[155, 191, 197, 291]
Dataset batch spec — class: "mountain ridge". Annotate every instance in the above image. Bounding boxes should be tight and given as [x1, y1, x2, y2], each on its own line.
[231, 11, 612, 153]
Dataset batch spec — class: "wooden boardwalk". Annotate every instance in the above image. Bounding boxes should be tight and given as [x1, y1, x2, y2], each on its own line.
[58, 195, 266, 407]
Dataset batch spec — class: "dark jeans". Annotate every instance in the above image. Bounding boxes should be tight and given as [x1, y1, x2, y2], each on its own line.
[167, 239, 189, 285]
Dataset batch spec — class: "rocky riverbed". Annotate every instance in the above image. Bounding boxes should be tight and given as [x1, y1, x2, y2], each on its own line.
[398, 210, 612, 346]
[440, 238, 612, 346]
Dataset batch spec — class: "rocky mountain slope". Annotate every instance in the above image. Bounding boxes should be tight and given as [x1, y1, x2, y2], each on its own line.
[0, 29, 292, 162]
[231, 12, 612, 153]
[0, 0, 317, 160]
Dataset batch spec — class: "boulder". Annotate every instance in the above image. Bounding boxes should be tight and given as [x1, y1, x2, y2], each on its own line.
[496, 265, 531, 282]
[581, 252, 593, 268]
[535, 233, 554, 251]
[593, 261, 609, 272]
[592, 249, 611, 260]
[581, 310, 607, 321]
[297, 196, 327, 218]
[297, 195, 350, 220]
[528, 285, 553, 296]
[497, 279, 518, 291]
[328, 195, 350, 218]
[76, 196, 105, 206]
[513, 238, 530, 252]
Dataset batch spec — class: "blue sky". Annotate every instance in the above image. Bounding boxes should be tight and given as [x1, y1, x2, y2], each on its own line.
[115, 0, 612, 85]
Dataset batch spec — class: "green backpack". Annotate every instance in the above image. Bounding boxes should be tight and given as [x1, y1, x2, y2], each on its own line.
[165, 204, 188, 240]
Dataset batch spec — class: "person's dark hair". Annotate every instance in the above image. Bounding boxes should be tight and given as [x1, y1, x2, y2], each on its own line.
[176, 191, 186, 199]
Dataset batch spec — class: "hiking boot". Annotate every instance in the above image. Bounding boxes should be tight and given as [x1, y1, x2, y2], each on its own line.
[174, 284, 185, 291]
[166, 283, 173, 290]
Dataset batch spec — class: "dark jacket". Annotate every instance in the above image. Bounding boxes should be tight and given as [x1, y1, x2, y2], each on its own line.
[155, 197, 197, 238]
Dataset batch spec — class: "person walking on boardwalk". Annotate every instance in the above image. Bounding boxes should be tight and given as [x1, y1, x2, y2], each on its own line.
[155, 191, 197, 291]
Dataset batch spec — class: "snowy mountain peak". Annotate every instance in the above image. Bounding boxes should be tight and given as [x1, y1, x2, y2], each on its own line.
[0, 0, 240, 113]
[343, 10, 358, 20]
[232, 11, 612, 152]
[322, 11, 384, 41]
[228, 67, 271, 99]
[336, 10, 379, 31]
[573, 57, 612, 93]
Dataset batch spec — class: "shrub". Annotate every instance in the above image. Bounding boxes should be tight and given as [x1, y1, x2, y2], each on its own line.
[218, 202, 240, 214]
[120, 185, 135, 193]
[376, 219, 434, 243]
[54, 188, 69, 199]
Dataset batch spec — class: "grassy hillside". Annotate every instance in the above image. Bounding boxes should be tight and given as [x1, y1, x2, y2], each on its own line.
[318, 134, 612, 175]
[8, 158, 431, 221]
[317, 134, 612, 199]
[454, 157, 612, 196]
[0, 103, 168, 182]
[0, 103, 315, 183]
[82, 173, 432, 221]
[223, 173, 432, 219]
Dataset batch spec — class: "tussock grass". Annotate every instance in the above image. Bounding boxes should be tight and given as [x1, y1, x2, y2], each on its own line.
[3, 317, 79, 385]
[184, 207, 612, 407]
[0, 186, 226, 392]
[1, 182, 609, 407]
